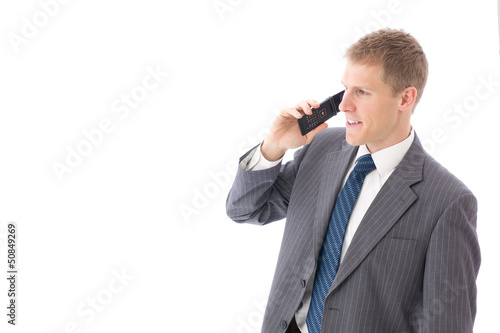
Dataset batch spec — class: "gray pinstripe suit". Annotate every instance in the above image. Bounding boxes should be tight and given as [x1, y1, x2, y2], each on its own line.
[226, 128, 480, 333]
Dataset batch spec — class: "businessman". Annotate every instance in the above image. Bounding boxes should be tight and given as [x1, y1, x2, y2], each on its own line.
[226, 29, 480, 333]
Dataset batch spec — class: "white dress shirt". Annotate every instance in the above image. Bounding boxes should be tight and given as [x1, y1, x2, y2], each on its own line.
[241, 129, 415, 333]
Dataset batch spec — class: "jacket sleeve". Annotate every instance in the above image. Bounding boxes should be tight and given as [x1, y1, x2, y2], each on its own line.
[421, 193, 481, 332]
[226, 143, 311, 225]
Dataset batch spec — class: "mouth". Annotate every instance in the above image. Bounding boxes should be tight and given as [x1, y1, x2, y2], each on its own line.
[346, 119, 362, 127]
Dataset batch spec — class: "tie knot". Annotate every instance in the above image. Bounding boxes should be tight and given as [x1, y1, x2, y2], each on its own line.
[354, 154, 376, 176]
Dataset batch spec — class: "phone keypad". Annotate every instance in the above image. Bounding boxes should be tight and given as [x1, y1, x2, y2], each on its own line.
[303, 108, 327, 131]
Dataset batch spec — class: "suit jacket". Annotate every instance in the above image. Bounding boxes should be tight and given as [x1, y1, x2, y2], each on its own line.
[226, 128, 480, 333]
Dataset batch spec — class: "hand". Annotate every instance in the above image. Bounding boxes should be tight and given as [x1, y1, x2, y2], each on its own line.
[261, 99, 329, 161]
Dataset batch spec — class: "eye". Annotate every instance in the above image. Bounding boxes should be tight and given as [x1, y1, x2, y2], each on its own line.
[358, 89, 366, 95]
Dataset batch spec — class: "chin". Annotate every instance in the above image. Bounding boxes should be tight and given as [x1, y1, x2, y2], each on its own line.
[345, 134, 363, 147]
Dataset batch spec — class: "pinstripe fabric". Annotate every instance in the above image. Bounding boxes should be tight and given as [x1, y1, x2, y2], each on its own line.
[226, 128, 480, 333]
[307, 155, 376, 332]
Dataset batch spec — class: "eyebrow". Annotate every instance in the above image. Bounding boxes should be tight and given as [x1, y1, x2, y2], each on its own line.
[341, 81, 371, 91]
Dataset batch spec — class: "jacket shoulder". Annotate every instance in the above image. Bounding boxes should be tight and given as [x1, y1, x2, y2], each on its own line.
[419, 151, 476, 204]
[313, 127, 346, 143]
[307, 127, 347, 152]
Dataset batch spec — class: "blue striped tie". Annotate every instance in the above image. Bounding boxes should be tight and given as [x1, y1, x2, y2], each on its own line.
[306, 154, 376, 333]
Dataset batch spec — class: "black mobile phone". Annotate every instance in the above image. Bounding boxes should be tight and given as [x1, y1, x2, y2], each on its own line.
[297, 90, 344, 136]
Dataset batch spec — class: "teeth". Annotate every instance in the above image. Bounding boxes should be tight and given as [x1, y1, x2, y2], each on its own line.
[348, 119, 361, 124]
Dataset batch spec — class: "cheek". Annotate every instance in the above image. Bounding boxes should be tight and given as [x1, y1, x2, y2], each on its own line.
[372, 103, 397, 127]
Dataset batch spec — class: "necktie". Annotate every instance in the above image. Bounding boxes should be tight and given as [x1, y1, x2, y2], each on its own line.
[306, 154, 376, 333]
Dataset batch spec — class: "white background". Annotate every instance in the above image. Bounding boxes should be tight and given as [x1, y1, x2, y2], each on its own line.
[0, 0, 498, 332]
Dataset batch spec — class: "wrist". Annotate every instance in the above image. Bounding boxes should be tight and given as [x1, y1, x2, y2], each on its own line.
[261, 139, 286, 162]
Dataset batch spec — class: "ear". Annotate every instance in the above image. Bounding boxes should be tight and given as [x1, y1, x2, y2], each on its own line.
[399, 86, 418, 113]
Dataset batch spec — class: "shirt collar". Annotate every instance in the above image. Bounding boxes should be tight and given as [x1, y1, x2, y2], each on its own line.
[355, 128, 415, 178]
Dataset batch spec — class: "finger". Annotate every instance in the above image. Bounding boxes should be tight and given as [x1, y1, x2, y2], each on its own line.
[283, 106, 303, 119]
[305, 122, 328, 142]
[312, 122, 328, 134]
[306, 99, 321, 109]
[295, 101, 313, 115]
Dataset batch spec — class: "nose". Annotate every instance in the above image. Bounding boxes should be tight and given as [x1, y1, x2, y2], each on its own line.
[339, 90, 354, 113]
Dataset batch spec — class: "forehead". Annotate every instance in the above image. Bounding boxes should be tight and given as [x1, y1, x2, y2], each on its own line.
[341, 60, 385, 88]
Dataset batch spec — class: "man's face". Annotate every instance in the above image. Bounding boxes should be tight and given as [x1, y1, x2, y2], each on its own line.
[339, 60, 410, 153]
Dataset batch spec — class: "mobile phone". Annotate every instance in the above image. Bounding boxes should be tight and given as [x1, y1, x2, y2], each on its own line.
[297, 90, 344, 136]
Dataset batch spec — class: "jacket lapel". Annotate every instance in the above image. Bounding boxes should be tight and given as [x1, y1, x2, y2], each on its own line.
[313, 139, 358, 260]
[330, 136, 426, 292]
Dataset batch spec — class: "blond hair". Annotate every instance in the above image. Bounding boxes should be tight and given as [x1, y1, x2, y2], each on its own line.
[345, 28, 428, 105]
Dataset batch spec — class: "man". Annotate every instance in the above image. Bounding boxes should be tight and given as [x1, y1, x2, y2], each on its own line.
[226, 28, 480, 333]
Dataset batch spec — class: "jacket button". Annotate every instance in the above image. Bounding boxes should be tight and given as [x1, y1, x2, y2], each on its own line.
[301, 279, 306, 288]
[280, 320, 288, 329]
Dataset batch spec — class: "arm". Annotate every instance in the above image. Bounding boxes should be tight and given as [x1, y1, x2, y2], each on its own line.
[226, 142, 311, 225]
[422, 193, 481, 332]
[226, 99, 327, 225]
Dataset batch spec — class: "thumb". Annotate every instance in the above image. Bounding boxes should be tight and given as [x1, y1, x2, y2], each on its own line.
[305, 122, 328, 143]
